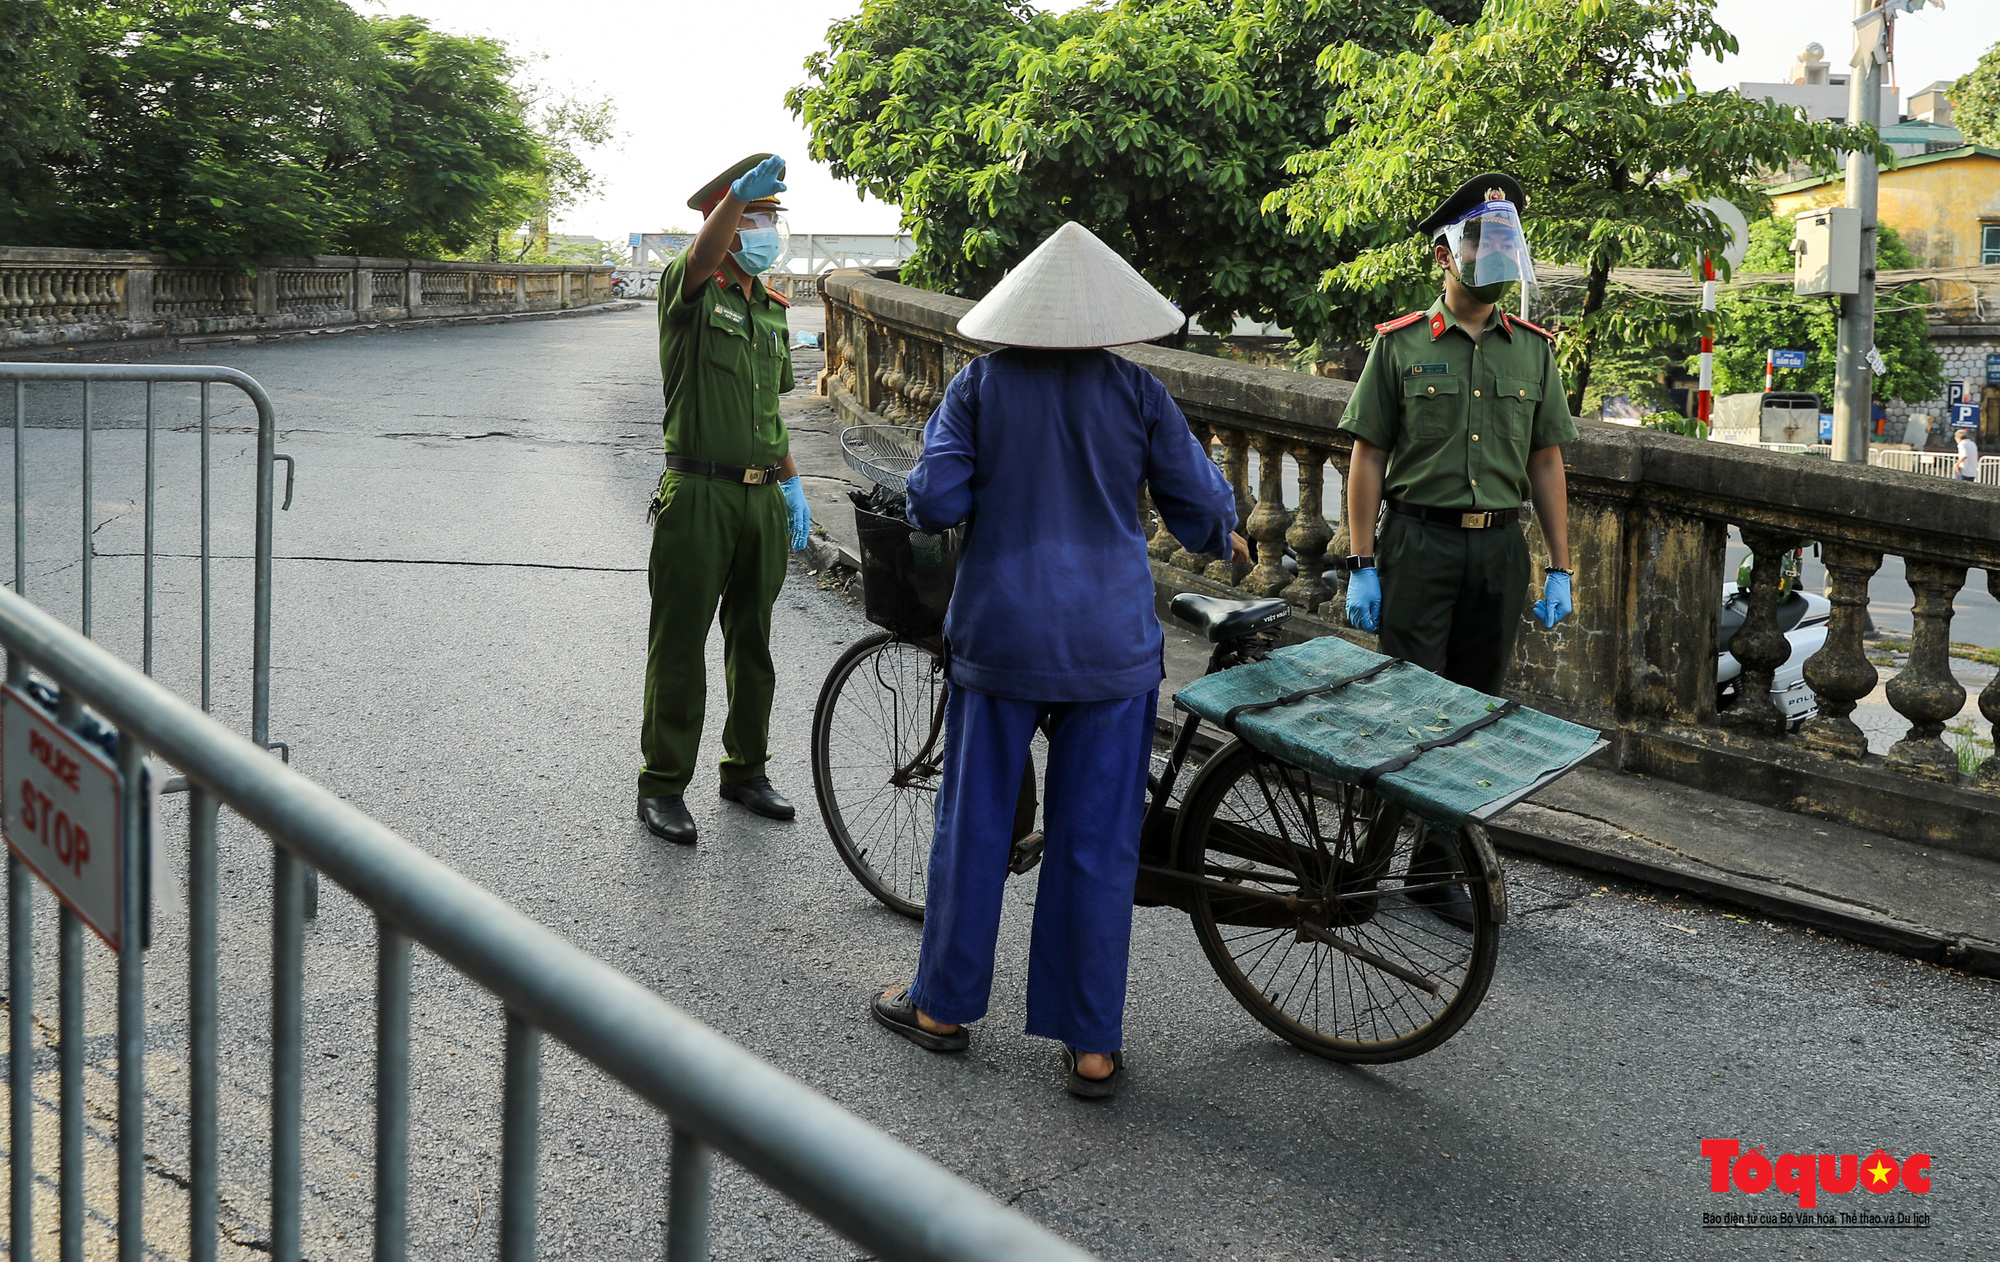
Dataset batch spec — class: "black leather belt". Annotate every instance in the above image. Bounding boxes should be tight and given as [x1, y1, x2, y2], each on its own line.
[662, 454, 787, 485]
[1388, 498, 1521, 530]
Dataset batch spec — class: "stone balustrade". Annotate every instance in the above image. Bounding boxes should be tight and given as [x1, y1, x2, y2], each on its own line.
[0, 246, 616, 351]
[822, 270, 2000, 858]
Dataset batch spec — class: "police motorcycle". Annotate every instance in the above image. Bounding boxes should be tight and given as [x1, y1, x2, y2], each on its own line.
[815, 426, 1606, 1064]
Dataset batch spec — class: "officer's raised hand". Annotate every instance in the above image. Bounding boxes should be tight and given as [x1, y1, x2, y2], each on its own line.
[731, 155, 788, 204]
[1533, 570, 1572, 629]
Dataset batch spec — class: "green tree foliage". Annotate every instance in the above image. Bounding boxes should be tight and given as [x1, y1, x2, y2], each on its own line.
[1266, 0, 1876, 411]
[0, 2, 607, 261]
[789, 0, 1480, 345]
[1953, 41, 2000, 148]
[1700, 213, 1944, 406]
[332, 18, 542, 259]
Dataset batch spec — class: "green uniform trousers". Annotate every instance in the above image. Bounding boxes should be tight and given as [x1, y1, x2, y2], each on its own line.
[1376, 510, 1530, 697]
[639, 471, 789, 798]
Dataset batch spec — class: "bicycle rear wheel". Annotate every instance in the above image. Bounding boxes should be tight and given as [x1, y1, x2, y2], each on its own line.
[810, 632, 946, 919]
[1174, 739, 1497, 1063]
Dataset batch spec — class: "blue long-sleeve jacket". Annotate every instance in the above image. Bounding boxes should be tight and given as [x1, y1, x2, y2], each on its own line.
[906, 348, 1237, 701]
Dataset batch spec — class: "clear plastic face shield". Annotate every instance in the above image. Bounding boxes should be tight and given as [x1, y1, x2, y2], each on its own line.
[1435, 195, 1539, 320]
[731, 206, 790, 275]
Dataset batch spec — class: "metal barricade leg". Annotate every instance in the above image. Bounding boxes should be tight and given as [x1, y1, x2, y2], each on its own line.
[117, 735, 146, 1262]
[374, 922, 410, 1262]
[666, 1126, 713, 1262]
[143, 382, 155, 676]
[80, 381, 91, 637]
[58, 907, 81, 1262]
[500, 1011, 541, 1262]
[8, 852, 33, 1258]
[189, 786, 220, 1262]
[271, 847, 304, 1262]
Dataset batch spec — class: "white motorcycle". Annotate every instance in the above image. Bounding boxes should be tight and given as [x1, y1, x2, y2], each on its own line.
[1716, 580, 1832, 729]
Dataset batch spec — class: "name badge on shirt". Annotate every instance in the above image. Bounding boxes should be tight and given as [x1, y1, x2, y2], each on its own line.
[712, 303, 745, 325]
[1407, 363, 1450, 376]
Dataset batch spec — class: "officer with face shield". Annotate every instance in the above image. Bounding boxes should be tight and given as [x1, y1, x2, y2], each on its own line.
[1335, 173, 1576, 922]
[1338, 171, 1574, 688]
[637, 153, 811, 846]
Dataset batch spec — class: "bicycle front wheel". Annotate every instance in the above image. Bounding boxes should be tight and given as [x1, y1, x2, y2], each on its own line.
[1174, 739, 1498, 1063]
[810, 632, 946, 919]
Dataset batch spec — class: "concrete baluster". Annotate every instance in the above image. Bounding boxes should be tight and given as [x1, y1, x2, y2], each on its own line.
[1721, 527, 1804, 736]
[1799, 543, 1883, 758]
[1285, 444, 1333, 613]
[1326, 445, 1355, 617]
[1239, 433, 1294, 596]
[1204, 427, 1253, 587]
[1169, 420, 1217, 573]
[1885, 558, 1968, 780]
[1979, 569, 2000, 787]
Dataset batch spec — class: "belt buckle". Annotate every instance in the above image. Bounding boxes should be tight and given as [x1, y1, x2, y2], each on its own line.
[742, 468, 764, 485]
[1460, 511, 1489, 529]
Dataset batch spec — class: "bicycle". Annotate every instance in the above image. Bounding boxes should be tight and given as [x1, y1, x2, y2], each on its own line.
[809, 426, 1596, 1062]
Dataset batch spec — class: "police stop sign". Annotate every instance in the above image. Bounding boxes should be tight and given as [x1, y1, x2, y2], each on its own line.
[2, 685, 125, 950]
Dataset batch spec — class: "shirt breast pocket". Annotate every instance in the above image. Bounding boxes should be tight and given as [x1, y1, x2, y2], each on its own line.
[1495, 375, 1542, 438]
[704, 302, 749, 374]
[1402, 375, 1462, 440]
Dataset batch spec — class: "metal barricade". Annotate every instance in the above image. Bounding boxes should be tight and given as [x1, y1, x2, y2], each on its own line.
[0, 586, 1092, 1260]
[3, 361, 295, 747]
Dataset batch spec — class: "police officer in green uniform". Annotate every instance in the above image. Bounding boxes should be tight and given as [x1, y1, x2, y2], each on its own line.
[1338, 172, 1575, 692]
[637, 153, 811, 845]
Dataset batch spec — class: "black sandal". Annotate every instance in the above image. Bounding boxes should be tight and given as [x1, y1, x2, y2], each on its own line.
[1063, 1046, 1123, 1101]
[870, 989, 969, 1053]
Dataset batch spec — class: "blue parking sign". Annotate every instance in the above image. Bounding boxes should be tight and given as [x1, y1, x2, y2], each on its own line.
[1953, 402, 1982, 430]
[1949, 380, 1966, 408]
[1771, 349, 1807, 369]
[1819, 413, 1834, 442]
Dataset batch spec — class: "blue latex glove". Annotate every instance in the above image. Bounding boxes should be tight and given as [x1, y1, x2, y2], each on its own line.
[1533, 571, 1573, 629]
[1345, 566, 1381, 632]
[730, 155, 788, 203]
[780, 476, 810, 551]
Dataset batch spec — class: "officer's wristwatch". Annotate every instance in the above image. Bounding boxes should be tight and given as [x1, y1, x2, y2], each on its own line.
[1343, 555, 1376, 572]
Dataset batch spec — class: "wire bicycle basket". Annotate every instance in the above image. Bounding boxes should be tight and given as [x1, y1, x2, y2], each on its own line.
[841, 424, 925, 493]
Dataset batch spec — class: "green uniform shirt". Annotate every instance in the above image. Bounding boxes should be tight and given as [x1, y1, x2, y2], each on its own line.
[1338, 297, 1576, 511]
[657, 252, 794, 467]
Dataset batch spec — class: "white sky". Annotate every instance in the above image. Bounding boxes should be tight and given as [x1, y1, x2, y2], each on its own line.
[346, 0, 2000, 243]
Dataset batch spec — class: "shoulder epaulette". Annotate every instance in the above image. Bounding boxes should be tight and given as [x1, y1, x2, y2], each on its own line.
[1374, 310, 1426, 335]
[1505, 313, 1552, 340]
[767, 288, 791, 308]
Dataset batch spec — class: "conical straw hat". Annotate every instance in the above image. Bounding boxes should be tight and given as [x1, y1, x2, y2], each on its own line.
[956, 222, 1185, 348]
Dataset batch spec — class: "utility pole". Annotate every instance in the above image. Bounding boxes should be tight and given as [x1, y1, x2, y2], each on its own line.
[1832, 0, 1884, 464]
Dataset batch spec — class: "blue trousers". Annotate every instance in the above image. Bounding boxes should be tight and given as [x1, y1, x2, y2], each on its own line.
[908, 684, 1156, 1054]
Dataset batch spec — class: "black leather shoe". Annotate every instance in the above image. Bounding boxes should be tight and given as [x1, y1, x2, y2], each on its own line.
[637, 795, 697, 845]
[719, 776, 795, 821]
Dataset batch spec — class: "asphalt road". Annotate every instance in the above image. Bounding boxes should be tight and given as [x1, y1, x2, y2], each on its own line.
[1, 306, 1994, 1260]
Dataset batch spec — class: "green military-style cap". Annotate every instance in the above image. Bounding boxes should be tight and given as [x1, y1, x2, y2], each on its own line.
[688, 153, 783, 216]
[1415, 172, 1528, 240]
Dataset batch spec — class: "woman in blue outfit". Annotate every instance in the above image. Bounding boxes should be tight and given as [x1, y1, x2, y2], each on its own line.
[870, 222, 1242, 1099]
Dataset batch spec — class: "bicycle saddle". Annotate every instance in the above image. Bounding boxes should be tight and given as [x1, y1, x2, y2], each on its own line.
[1170, 592, 1292, 643]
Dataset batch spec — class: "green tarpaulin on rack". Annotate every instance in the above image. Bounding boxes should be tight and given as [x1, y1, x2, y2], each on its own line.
[1174, 635, 1604, 828]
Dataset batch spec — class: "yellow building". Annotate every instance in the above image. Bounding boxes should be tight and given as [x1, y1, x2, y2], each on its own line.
[1770, 145, 2000, 316]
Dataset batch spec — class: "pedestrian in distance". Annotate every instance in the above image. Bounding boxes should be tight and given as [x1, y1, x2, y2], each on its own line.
[1955, 424, 1980, 481]
[868, 222, 1245, 1100]
[1337, 172, 1575, 924]
[636, 153, 813, 847]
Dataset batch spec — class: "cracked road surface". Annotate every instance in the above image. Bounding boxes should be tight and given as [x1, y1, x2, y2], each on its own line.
[1, 308, 1995, 1260]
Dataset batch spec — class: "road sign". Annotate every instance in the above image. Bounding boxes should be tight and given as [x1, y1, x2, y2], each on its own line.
[1949, 380, 1965, 408]
[1819, 413, 1834, 443]
[1987, 354, 2000, 384]
[2, 686, 125, 950]
[1952, 402, 1982, 430]
[1770, 349, 1808, 369]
